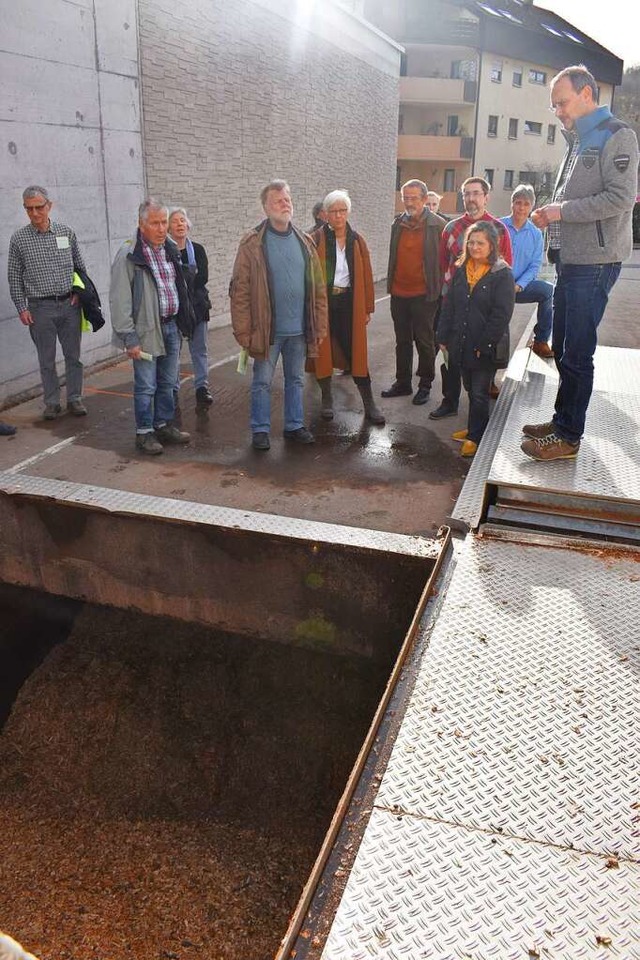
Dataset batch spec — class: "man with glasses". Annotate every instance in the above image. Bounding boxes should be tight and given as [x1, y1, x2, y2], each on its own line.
[382, 179, 445, 406]
[8, 185, 88, 420]
[525, 65, 638, 461]
[430, 177, 512, 420]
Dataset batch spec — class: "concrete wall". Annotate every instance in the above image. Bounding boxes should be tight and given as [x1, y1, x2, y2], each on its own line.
[138, 0, 401, 318]
[0, 0, 400, 406]
[0, 0, 145, 405]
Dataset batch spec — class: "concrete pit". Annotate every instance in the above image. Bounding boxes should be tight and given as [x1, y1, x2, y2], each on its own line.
[0, 515, 436, 960]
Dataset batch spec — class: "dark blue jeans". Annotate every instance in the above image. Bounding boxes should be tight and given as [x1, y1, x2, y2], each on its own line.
[516, 278, 554, 343]
[462, 363, 495, 444]
[551, 261, 621, 442]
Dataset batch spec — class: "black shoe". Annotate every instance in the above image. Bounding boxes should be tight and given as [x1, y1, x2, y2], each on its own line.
[428, 403, 458, 420]
[155, 424, 190, 445]
[381, 382, 412, 398]
[0, 421, 17, 436]
[252, 432, 270, 451]
[136, 432, 164, 455]
[412, 387, 430, 406]
[196, 386, 213, 408]
[283, 427, 315, 444]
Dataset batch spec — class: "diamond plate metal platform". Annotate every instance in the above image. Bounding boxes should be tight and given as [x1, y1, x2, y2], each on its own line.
[450, 346, 640, 537]
[319, 535, 640, 960]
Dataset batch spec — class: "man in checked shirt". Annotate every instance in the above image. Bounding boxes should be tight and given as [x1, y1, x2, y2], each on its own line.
[8, 185, 88, 420]
[110, 198, 193, 455]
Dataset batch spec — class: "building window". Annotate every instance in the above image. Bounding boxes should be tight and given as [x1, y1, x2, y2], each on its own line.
[398, 113, 404, 134]
[547, 123, 556, 144]
[444, 169, 456, 192]
[541, 171, 553, 191]
[484, 168, 494, 187]
[504, 170, 514, 189]
[491, 61, 503, 83]
[396, 166, 402, 191]
[519, 170, 537, 187]
[512, 69, 522, 87]
[529, 69, 547, 85]
[488, 115, 498, 137]
[508, 118, 518, 139]
[524, 120, 542, 135]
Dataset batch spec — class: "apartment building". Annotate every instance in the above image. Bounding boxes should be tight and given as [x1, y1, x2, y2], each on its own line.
[366, 0, 624, 216]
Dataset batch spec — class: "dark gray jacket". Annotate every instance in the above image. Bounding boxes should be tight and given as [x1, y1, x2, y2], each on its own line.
[555, 106, 639, 264]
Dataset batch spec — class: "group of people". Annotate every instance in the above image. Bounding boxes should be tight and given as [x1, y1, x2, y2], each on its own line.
[5, 65, 638, 464]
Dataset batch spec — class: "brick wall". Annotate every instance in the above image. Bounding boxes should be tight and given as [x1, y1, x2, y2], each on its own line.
[138, 0, 400, 319]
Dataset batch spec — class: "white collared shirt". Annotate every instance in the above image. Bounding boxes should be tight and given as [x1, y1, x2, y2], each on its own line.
[334, 242, 350, 287]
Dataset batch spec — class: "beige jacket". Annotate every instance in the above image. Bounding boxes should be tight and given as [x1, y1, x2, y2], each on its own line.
[229, 220, 328, 361]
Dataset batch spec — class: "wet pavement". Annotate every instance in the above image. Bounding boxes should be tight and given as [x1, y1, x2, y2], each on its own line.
[0, 254, 636, 537]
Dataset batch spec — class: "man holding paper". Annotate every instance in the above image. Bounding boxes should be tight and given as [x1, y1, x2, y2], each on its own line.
[229, 179, 327, 451]
[8, 185, 88, 420]
[110, 198, 194, 455]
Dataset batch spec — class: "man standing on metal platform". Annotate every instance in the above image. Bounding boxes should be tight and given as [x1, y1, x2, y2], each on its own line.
[524, 64, 639, 462]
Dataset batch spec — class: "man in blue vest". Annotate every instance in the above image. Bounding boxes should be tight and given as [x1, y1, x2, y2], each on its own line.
[524, 65, 638, 462]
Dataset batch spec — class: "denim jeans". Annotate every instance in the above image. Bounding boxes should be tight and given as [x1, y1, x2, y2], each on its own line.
[176, 321, 209, 391]
[251, 334, 306, 433]
[133, 319, 181, 433]
[516, 279, 554, 343]
[390, 295, 438, 387]
[462, 363, 495, 443]
[29, 298, 83, 405]
[551, 261, 621, 442]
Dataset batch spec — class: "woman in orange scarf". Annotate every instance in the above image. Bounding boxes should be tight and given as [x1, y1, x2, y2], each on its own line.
[309, 191, 385, 425]
[437, 221, 515, 457]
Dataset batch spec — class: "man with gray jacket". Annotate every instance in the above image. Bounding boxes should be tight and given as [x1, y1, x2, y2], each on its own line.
[110, 199, 193, 455]
[523, 64, 638, 462]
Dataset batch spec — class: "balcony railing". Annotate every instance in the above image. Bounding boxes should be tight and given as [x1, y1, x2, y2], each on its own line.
[397, 134, 475, 162]
[400, 76, 473, 105]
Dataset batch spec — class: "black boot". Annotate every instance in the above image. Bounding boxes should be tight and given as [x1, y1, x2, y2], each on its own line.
[357, 382, 386, 425]
[317, 376, 334, 420]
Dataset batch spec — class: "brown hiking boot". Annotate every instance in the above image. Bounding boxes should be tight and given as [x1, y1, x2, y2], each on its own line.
[522, 421, 555, 440]
[521, 433, 580, 461]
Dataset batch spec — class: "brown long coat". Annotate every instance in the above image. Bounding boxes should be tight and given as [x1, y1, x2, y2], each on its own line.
[308, 224, 375, 379]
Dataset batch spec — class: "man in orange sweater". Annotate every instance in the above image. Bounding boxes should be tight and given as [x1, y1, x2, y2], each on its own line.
[383, 180, 445, 405]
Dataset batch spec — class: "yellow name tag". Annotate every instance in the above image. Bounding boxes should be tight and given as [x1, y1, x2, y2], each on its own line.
[56, 236, 70, 250]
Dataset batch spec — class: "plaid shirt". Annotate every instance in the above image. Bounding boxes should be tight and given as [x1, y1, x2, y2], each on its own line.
[439, 212, 513, 297]
[8, 220, 86, 313]
[548, 134, 580, 250]
[141, 239, 179, 319]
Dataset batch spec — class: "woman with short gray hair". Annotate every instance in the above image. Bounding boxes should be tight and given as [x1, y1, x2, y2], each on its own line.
[308, 190, 385, 425]
[168, 208, 213, 410]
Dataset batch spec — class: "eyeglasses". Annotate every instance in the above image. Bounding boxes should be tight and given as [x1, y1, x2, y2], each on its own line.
[329, 208, 349, 214]
[24, 202, 49, 212]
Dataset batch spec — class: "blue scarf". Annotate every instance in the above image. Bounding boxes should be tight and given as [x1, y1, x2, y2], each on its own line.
[185, 237, 196, 268]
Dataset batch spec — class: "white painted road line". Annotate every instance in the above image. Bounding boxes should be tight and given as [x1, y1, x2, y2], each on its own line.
[6, 435, 80, 475]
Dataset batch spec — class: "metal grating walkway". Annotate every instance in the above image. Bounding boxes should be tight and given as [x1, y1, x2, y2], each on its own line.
[320, 535, 640, 959]
[451, 346, 640, 538]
